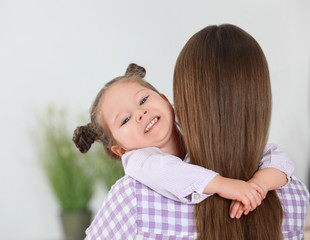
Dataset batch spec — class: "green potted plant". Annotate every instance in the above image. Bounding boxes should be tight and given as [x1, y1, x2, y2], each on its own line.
[33, 106, 124, 240]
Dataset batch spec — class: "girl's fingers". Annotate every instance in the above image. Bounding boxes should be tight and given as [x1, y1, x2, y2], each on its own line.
[250, 182, 266, 199]
[247, 190, 263, 212]
[230, 201, 241, 218]
[254, 189, 263, 207]
[240, 197, 250, 211]
[235, 203, 244, 219]
[230, 182, 267, 219]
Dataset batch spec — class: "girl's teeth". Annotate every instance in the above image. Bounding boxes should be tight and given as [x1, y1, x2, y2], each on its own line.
[145, 117, 159, 133]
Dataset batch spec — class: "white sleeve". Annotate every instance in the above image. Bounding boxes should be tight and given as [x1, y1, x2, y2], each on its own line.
[122, 147, 218, 204]
[259, 143, 294, 184]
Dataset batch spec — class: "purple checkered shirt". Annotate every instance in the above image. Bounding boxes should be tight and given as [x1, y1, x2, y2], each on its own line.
[86, 175, 309, 240]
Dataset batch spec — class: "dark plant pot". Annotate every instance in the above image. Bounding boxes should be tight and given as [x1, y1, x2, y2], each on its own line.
[60, 209, 92, 240]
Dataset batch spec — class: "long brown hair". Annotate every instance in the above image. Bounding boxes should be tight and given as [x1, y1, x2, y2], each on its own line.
[173, 24, 283, 239]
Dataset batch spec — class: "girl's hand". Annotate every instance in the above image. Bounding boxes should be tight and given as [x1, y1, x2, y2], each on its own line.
[229, 200, 255, 219]
[229, 200, 244, 218]
[205, 176, 266, 215]
[229, 179, 268, 219]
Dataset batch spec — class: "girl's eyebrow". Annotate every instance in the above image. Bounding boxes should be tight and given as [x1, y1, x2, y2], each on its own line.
[135, 88, 147, 96]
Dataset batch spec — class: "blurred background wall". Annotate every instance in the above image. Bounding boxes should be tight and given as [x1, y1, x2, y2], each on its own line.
[0, 0, 309, 239]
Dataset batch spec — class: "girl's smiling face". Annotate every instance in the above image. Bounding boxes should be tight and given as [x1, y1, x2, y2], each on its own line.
[100, 80, 175, 156]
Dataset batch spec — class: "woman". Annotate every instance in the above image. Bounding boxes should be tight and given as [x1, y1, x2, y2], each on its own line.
[84, 24, 309, 239]
[173, 24, 309, 239]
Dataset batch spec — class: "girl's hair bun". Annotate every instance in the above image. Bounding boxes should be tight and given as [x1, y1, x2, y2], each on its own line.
[125, 63, 146, 78]
[72, 123, 98, 153]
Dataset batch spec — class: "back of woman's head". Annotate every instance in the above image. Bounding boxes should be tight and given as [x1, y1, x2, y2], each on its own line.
[173, 24, 283, 240]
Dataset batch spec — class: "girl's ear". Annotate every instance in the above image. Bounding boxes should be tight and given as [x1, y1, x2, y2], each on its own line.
[160, 94, 170, 103]
[111, 145, 127, 156]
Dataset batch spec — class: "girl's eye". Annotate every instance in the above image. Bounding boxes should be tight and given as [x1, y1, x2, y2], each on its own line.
[121, 117, 130, 126]
[140, 96, 149, 105]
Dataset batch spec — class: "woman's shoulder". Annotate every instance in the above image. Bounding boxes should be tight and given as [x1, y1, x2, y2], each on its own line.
[114, 176, 197, 239]
[102, 175, 139, 204]
[276, 176, 309, 238]
[87, 175, 197, 239]
[85, 176, 139, 239]
[109, 175, 137, 194]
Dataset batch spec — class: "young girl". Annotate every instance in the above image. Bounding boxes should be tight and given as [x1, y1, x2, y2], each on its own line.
[73, 63, 293, 218]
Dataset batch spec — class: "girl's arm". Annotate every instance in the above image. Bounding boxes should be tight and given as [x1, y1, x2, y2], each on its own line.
[122, 147, 218, 204]
[124, 147, 265, 212]
[256, 143, 294, 189]
[123, 144, 293, 207]
[123, 145, 266, 207]
[204, 143, 293, 191]
[229, 144, 294, 218]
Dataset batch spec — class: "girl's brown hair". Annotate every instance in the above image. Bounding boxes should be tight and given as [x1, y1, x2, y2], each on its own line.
[72, 63, 161, 160]
[173, 24, 283, 239]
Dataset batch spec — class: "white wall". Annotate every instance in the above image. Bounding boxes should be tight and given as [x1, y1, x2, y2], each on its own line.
[1, 0, 309, 239]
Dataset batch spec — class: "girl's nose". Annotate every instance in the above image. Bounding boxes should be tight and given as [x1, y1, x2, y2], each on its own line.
[136, 110, 148, 122]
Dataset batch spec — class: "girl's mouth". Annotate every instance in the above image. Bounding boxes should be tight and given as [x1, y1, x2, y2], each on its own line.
[145, 117, 160, 133]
